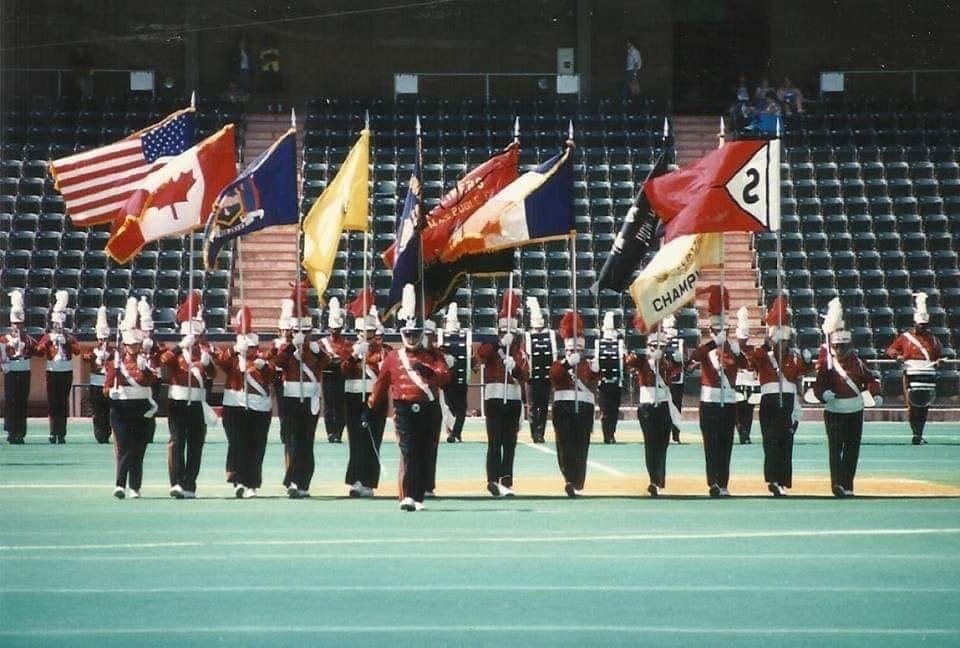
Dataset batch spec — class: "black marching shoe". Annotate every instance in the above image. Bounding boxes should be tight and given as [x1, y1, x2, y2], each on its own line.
[832, 484, 846, 498]
[48, 435, 57, 444]
[709, 483, 721, 498]
[564, 482, 578, 498]
[57, 436, 65, 444]
[647, 484, 660, 497]
[912, 436, 927, 445]
[487, 482, 501, 497]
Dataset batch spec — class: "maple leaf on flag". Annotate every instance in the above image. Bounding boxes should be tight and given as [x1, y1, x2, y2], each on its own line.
[151, 170, 195, 220]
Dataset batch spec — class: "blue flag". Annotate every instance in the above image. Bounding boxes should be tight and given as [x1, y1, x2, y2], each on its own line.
[387, 156, 423, 313]
[203, 130, 298, 269]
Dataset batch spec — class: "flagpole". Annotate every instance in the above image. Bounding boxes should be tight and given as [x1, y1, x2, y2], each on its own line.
[362, 110, 371, 398]
[775, 117, 785, 409]
[568, 120, 580, 414]
[501, 115, 521, 405]
[293, 107, 305, 403]
[717, 117, 727, 406]
[186, 218, 196, 405]
[416, 114, 426, 326]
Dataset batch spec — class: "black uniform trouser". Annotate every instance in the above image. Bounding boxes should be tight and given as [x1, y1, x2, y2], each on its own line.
[395, 400, 441, 502]
[145, 384, 159, 444]
[111, 400, 151, 490]
[46, 370, 72, 440]
[669, 382, 684, 440]
[282, 396, 319, 491]
[322, 375, 345, 441]
[759, 393, 796, 488]
[638, 402, 671, 488]
[700, 402, 736, 488]
[276, 383, 293, 475]
[88, 384, 111, 443]
[552, 401, 593, 490]
[223, 406, 270, 489]
[166, 400, 206, 492]
[427, 418, 441, 493]
[443, 383, 468, 440]
[904, 377, 930, 440]
[824, 410, 863, 491]
[597, 383, 622, 442]
[4, 371, 30, 442]
[528, 379, 551, 440]
[344, 393, 385, 489]
[735, 400, 755, 441]
[485, 399, 521, 487]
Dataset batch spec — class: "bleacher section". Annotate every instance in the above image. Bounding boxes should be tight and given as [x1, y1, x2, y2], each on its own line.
[0, 96, 244, 335]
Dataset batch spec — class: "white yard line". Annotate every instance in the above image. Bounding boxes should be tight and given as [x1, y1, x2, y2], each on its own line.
[521, 440, 627, 476]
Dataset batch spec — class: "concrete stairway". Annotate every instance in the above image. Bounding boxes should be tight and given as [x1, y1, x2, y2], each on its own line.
[232, 113, 303, 331]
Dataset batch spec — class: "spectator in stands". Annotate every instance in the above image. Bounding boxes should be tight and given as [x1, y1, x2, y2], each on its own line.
[69, 46, 95, 102]
[730, 73, 757, 133]
[778, 76, 804, 114]
[622, 37, 642, 100]
[753, 77, 773, 106]
[229, 35, 253, 96]
[259, 35, 282, 108]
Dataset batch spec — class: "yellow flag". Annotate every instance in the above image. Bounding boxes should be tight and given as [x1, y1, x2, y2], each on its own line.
[302, 129, 369, 294]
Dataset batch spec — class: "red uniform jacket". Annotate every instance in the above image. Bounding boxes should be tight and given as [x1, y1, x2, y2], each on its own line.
[102, 352, 158, 398]
[813, 351, 880, 407]
[214, 347, 276, 393]
[625, 352, 681, 388]
[690, 340, 748, 388]
[159, 344, 217, 387]
[745, 343, 811, 386]
[549, 357, 600, 392]
[1, 331, 36, 366]
[475, 339, 530, 385]
[886, 330, 942, 362]
[367, 347, 451, 411]
[319, 333, 351, 378]
[35, 332, 81, 366]
[275, 337, 329, 383]
[341, 340, 390, 380]
[81, 342, 113, 384]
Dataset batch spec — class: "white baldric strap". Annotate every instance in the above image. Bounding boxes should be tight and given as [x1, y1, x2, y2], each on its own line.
[120, 363, 157, 418]
[399, 349, 434, 402]
[650, 359, 682, 426]
[708, 347, 734, 392]
[902, 332, 931, 362]
[297, 353, 321, 415]
[831, 355, 862, 399]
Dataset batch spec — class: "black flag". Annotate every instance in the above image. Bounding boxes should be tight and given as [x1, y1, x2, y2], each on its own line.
[594, 141, 674, 292]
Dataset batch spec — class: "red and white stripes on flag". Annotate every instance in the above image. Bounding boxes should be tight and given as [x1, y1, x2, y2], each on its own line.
[50, 108, 195, 227]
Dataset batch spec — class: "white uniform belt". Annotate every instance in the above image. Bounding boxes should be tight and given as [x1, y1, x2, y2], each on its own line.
[3, 359, 29, 372]
[825, 395, 863, 414]
[109, 385, 152, 400]
[637, 386, 670, 404]
[343, 379, 371, 394]
[168, 385, 207, 401]
[46, 360, 73, 372]
[760, 382, 797, 395]
[553, 389, 595, 405]
[701, 385, 737, 404]
[484, 382, 522, 401]
[222, 388, 272, 412]
[89, 373, 106, 386]
[283, 381, 320, 397]
[904, 360, 936, 376]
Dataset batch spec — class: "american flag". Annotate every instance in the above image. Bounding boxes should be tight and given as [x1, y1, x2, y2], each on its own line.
[50, 109, 195, 227]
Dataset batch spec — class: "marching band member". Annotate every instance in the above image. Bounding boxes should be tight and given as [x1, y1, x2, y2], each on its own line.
[626, 324, 683, 496]
[215, 307, 275, 498]
[438, 302, 471, 443]
[319, 296, 348, 443]
[886, 293, 942, 445]
[81, 306, 113, 444]
[814, 298, 881, 497]
[524, 297, 556, 444]
[104, 298, 158, 498]
[422, 319, 446, 497]
[476, 290, 529, 497]
[160, 292, 217, 499]
[733, 307, 759, 445]
[343, 306, 388, 497]
[137, 297, 162, 444]
[690, 286, 748, 497]
[270, 298, 295, 477]
[744, 296, 812, 496]
[368, 285, 450, 512]
[2, 290, 34, 444]
[595, 311, 626, 444]
[35, 290, 80, 444]
[550, 310, 600, 497]
[661, 315, 685, 444]
[275, 294, 327, 499]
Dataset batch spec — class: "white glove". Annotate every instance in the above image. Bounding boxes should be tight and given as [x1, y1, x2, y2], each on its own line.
[309, 341, 321, 355]
[672, 349, 683, 363]
[292, 332, 305, 348]
[94, 348, 107, 363]
[200, 350, 212, 367]
[445, 354, 456, 368]
[179, 335, 195, 350]
[729, 340, 740, 355]
[566, 352, 581, 367]
[235, 335, 249, 352]
[503, 356, 516, 374]
[136, 355, 148, 370]
[253, 358, 266, 370]
[274, 337, 285, 350]
[873, 395, 884, 407]
[713, 331, 726, 347]
[500, 333, 514, 350]
[51, 333, 65, 344]
[142, 337, 153, 351]
[802, 349, 812, 364]
[651, 348, 663, 362]
[736, 327, 749, 341]
[354, 341, 369, 359]
[822, 390, 836, 402]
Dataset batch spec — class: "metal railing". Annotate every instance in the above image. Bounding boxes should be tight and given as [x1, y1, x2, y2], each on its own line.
[0, 67, 156, 100]
[394, 72, 580, 102]
[819, 68, 960, 102]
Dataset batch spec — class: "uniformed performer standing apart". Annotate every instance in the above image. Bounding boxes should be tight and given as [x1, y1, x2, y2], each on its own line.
[422, 319, 452, 497]
[368, 285, 450, 512]
[104, 298, 158, 499]
[886, 292, 942, 445]
[661, 315, 685, 444]
[161, 292, 217, 499]
[595, 311, 626, 444]
[275, 299, 327, 499]
[438, 303, 471, 443]
[270, 298, 295, 476]
[215, 306, 275, 498]
[35, 291, 80, 444]
[626, 324, 683, 496]
[690, 286, 748, 497]
[733, 307, 759, 445]
[524, 297, 557, 444]
[814, 298, 882, 497]
[342, 306, 388, 497]
[476, 292, 529, 497]
[744, 296, 812, 496]
[82, 306, 113, 444]
[550, 310, 600, 497]
[2, 290, 34, 444]
[319, 297, 348, 443]
[137, 297, 163, 444]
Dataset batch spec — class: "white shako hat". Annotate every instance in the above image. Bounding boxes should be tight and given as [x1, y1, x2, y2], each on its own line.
[527, 296, 545, 329]
[50, 290, 69, 325]
[397, 284, 421, 333]
[95, 306, 110, 340]
[327, 297, 344, 330]
[823, 297, 850, 344]
[8, 290, 25, 324]
[765, 295, 793, 342]
[913, 292, 929, 324]
[137, 296, 154, 332]
[444, 302, 461, 333]
[176, 290, 205, 336]
[120, 297, 144, 345]
[233, 305, 258, 347]
[278, 298, 295, 330]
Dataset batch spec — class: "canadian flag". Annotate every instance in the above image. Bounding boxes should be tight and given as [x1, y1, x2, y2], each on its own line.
[106, 125, 236, 264]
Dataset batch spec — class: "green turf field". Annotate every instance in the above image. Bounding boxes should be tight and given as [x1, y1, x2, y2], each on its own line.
[1, 418, 959, 646]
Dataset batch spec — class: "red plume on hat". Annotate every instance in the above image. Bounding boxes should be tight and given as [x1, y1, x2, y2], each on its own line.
[233, 306, 253, 335]
[559, 310, 585, 339]
[176, 290, 202, 323]
[764, 295, 791, 328]
[499, 289, 522, 320]
[346, 287, 375, 318]
[288, 279, 312, 316]
[696, 285, 729, 316]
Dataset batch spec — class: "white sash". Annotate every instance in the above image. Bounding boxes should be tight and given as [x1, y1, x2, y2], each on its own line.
[648, 358, 682, 425]
[902, 332, 931, 362]
[708, 347, 734, 392]
[298, 355, 321, 415]
[830, 355, 873, 407]
[120, 363, 157, 418]
[398, 350, 435, 402]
